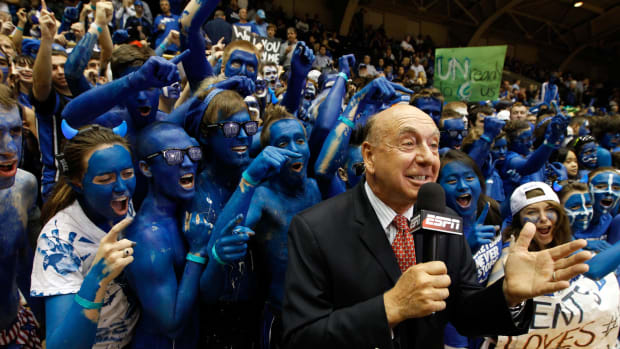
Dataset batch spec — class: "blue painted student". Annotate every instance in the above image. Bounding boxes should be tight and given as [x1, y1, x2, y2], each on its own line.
[245, 105, 322, 347]
[30, 125, 139, 349]
[0, 85, 41, 348]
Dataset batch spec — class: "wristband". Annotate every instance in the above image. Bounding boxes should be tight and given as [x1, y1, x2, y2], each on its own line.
[90, 23, 102, 33]
[211, 245, 226, 265]
[242, 170, 260, 186]
[16, 26, 23, 32]
[337, 72, 348, 81]
[74, 294, 103, 309]
[543, 139, 558, 149]
[338, 115, 355, 128]
[480, 134, 492, 144]
[91, 4, 96, 10]
[186, 253, 206, 264]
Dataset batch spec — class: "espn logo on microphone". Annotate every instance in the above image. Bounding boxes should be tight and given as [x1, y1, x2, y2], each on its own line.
[410, 210, 463, 235]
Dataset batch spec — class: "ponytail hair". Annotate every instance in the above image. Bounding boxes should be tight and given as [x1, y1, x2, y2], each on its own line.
[41, 125, 131, 224]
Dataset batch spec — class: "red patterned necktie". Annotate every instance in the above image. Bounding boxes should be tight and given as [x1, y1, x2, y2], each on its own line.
[392, 214, 416, 272]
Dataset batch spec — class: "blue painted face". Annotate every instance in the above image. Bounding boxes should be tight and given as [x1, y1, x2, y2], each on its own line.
[439, 161, 482, 218]
[414, 97, 442, 125]
[601, 132, 620, 150]
[268, 119, 310, 186]
[144, 126, 199, 201]
[510, 128, 533, 155]
[80, 144, 136, 222]
[344, 145, 363, 188]
[440, 118, 466, 150]
[224, 49, 258, 82]
[578, 142, 598, 169]
[0, 106, 21, 189]
[491, 137, 507, 168]
[562, 191, 593, 234]
[589, 171, 620, 216]
[122, 67, 160, 128]
[208, 110, 252, 168]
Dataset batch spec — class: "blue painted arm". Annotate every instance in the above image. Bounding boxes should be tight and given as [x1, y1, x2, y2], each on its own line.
[179, 0, 218, 92]
[606, 215, 620, 245]
[65, 32, 97, 97]
[505, 145, 554, 176]
[44, 260, 109, 349]
[468, 117, 505, 170]
[63, 56, 179, 127]
[308, 78, 346, 164]
[585, 242, 620, 280]
[280, 42, 315, 114]
[125, 237, 204, 337]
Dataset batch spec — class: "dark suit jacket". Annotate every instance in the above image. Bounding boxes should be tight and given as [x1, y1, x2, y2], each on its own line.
[282, 182, 531, 349]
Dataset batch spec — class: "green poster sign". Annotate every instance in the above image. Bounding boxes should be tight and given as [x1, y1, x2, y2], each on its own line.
[433, 45, 507, 102]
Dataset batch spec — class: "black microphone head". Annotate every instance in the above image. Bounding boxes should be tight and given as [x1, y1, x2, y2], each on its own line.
[416, 182, 445, 212]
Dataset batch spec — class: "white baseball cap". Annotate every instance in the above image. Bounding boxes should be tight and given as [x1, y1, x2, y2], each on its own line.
[510, 182, 559, 216]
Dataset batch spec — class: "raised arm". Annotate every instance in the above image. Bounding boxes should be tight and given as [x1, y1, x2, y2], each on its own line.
[280, 42, 314, 114]
[32, 6, 57, 102]
[44, 218, 134, 349]
[307, 54, 353, 164]
[62, 56, 179, 127]
[467, 117, 505, 170]
[179, 0, 218, 91]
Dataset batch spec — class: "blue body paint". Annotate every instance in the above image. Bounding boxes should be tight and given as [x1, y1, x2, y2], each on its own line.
[491, 138, 507, 170]
[65, 32, 98, 96]
[344, 146, 363, 188]
[413, 97, 442, 125]
[601, 132, 620, 150]
[224, 50, 258, 82]
[246, 119, 321, 310]
[563, 192, 593, 234]
[78, 145, 136, 232]
[590, 171, 620, 223]
[511, 128, 533, 156]
[578, 142, 598, 170]
[439, 161, 481, 220]
[440, 118, 466, 150]
[207, 111, 253, 169]
[0, 106, 39, 330]
[125, 123, 202, 348]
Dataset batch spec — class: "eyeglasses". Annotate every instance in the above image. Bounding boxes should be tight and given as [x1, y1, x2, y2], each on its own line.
[205, 121, 259, 138]
[352, 162, 365, 176]
[442, 129, 468, 138]
[146, 146, 202, 165]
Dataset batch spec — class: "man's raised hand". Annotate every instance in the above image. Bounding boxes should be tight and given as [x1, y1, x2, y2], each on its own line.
[129, 56, 180, 90]
[502, 222, 591, 306]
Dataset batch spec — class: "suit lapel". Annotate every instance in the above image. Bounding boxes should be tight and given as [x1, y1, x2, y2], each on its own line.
[352, 182, 402, 284]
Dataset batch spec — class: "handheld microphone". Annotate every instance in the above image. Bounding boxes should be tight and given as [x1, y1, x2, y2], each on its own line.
[410, 182, 463, 262]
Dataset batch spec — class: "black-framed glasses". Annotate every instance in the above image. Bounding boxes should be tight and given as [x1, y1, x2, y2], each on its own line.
[352, 162, 365, 176]
[145, 146, 202, 165]
[442, 129, 468, 138]
[205, 121, 259, 138]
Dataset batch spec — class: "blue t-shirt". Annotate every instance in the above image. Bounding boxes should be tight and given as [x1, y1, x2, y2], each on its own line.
[29, 90, 72, 200]
[154, 13, 180, 52]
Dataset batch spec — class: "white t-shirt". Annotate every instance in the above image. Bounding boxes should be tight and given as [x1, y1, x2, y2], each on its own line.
[31, 201, 139, 349]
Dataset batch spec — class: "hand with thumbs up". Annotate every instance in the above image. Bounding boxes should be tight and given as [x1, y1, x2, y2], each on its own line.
[466, 202, 499, 254]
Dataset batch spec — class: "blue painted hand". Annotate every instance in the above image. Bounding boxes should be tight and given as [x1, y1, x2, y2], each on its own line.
[128, 56, 180, 90]
[183, 212, 213, 255]
[244, 146, 302, 185]
[212, 75, 256, 97]
[291, 42, 315, 77]
[338, 54, 356, 78]
[90, 217, 135, 285]
[211, 214, 254, 264]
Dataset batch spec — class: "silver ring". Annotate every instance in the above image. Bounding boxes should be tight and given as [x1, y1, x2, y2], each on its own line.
[552, 271, 556, 282]
[124, 248, 130, 257]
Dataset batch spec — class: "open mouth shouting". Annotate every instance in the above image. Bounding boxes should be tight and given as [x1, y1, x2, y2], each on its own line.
[456, 193, 472, 208]
[179, 173, 194, 189]
[231, 145, 248, 154]
[536, 225, 552, 238]
[0, 159, 17, 177]
[290, 162, 304, 173]
[601, 198, 614, 208]
[110, 196, 129, 216]
[138, 106, 152, 117]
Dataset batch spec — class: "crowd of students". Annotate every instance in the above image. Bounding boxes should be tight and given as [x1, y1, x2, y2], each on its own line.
[1, 0, 620, 348]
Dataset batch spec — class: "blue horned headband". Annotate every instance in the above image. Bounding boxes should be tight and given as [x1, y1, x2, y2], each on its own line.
[61, 119, 128, 140]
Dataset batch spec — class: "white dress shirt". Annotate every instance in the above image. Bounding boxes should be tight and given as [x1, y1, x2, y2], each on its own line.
[364, 182, 413, 244]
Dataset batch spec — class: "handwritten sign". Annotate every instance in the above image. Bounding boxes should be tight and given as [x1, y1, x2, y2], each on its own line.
[494, 274, 620, 348]
[433, 45, 507, 103]
[232, 26, 282, 64]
